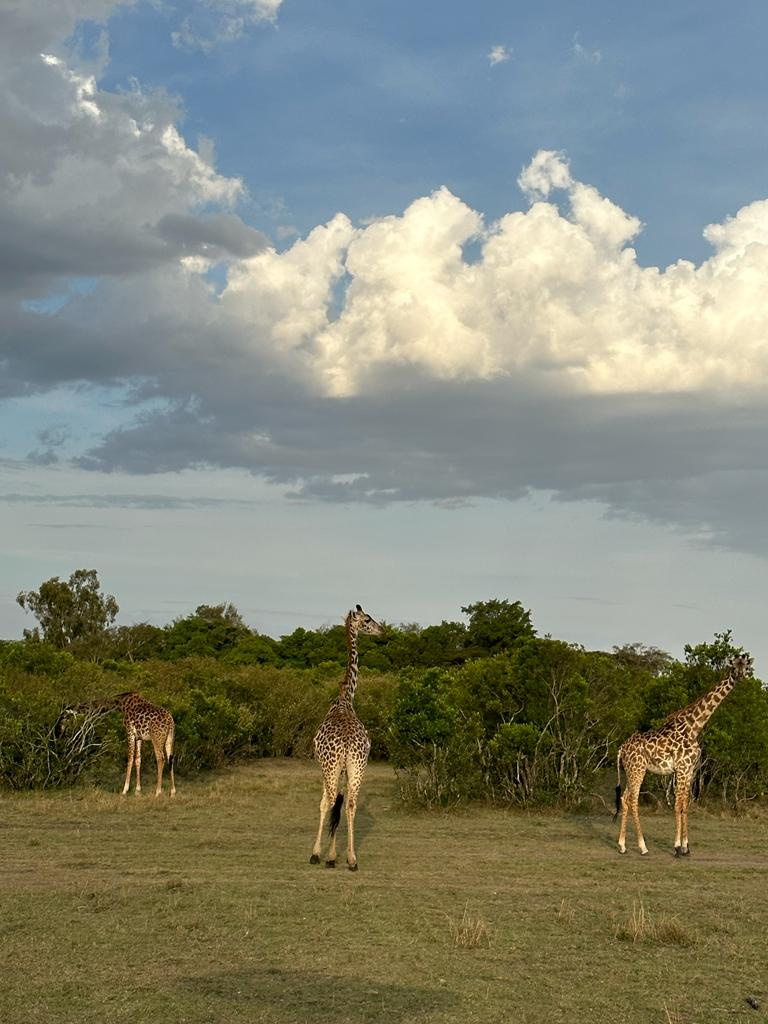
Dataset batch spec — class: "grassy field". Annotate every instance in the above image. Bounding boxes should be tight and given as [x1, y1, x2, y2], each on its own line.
[1, 760, 767, 1024]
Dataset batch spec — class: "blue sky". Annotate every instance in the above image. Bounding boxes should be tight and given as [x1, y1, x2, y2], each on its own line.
[2, 0, 768, 665]
[98, 0, 768, 266]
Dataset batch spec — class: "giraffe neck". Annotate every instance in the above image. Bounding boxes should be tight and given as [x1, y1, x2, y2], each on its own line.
[76, 692, 134, 714]
[673, 671, 737, 738]
[339, 614, 359, 706]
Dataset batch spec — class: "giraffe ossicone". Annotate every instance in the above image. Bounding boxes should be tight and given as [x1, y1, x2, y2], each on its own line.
[615, 654, 752, 857]
[57, 691, 176, 797]
[310, 604, 383, 871]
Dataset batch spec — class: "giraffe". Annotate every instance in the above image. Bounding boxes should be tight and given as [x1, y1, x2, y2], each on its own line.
[57, 691, 176, 797]
[615, 654, 752, 856]
[310, 604, 384, 871]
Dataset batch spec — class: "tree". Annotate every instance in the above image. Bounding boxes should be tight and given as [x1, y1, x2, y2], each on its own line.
[107, 623, 166, 662]
[461, 599, 535, 657]
[683, 629, 745, 674]
[612, 642, 672, 677]
[16, 569, 118, 651]
[162, 603, 250, 659]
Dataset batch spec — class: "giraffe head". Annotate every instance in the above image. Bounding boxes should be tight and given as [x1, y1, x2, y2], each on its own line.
[53, 704, 86, 738]
[728, 654, 753, 679]
[349, 604, 384, 636]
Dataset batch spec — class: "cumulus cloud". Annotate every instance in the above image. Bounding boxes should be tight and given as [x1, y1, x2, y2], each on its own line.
[0, 0, 257, 312]
[5, 4, 768, 557]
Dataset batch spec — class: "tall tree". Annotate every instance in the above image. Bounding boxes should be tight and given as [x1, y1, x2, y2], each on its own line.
[461, 598, 535, 656]
[16, 569, 118, 650]
[162, 602, 251, 659]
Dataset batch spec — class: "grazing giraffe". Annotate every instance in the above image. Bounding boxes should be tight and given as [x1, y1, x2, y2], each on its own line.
[57, 691, 176, 797]
[310, 604, 383, 871]
[616, 654, 752, 856]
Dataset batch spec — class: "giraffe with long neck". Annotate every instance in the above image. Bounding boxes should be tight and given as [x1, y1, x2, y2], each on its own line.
[57, 691, 176, 797]
[616, 654, 752, 856]
[310, 604, 383, 870]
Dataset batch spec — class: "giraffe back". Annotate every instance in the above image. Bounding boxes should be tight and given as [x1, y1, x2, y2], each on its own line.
[119, 692, 174, 743]
[314, 699, 370, 765]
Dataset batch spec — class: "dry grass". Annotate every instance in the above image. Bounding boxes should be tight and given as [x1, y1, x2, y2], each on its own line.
[446, 901, 495, 949]
[614, 900, 695, 947]
[556, 896, 576, 924]
[1, 760, 768, 1024]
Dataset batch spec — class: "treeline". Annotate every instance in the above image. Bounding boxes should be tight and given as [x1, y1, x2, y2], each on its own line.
[2, 571, 768, 808]
[14, 571, 535, 670]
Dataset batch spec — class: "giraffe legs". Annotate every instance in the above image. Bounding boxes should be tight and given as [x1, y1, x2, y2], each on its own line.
[344, 754, 367, 871]
[152, 738, 165, 797]
[674, 769, 694, 856]
[617, 768, 648, 855]
[310, 759, 342, 866]
[121, 734, 136, 796]
[134, 738, 142, 795]
[166, 730, 176, 797]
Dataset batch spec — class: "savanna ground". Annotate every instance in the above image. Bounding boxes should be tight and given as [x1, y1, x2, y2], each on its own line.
[1, 761, 767, 1024]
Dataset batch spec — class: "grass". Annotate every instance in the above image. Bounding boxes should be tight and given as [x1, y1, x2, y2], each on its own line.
[614, 900, 695, 947]
[1, 760, 768, 1023]
[446, 901, 495, 949]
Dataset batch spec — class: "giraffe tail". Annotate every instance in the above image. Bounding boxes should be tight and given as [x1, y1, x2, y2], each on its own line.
[329, 793, 344, 837]
[165, 724, 175, 773]
[614, 750, 623, 821]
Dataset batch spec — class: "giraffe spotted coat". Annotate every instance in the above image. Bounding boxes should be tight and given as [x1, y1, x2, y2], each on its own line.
[616, 654, 752, 856]
[58, 691, 176, 797]
[310, 604, 383, 870]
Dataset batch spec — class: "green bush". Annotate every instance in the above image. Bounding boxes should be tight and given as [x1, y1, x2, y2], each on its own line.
[2, 626, 768, 810]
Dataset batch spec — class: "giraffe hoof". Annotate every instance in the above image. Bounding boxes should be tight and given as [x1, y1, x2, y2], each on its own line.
[325, 859, 336, 869]
[347, 862, 358, 872]
[617, 847, 627, 855]
[309, 854, 320, 864]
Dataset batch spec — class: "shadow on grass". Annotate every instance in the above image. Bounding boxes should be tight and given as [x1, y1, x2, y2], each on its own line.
[568, 812, 620, 852]
[570, 812, 687, 860]
[307, 797, 377, 856]
[179, 965, 457, 1023]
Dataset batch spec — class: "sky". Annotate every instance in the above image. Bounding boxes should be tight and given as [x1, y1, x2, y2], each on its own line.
[2, 0, 768, 667]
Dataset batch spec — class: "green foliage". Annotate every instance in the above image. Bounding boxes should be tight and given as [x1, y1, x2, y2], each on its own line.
[461, 598, 535, 657]
[106, 623, 166, 662]
[221, 633, 279, 666]
[391, 640, 671, 808]
[0, 639, 75, 677]
[3, 577, 768, 812]
[275, 625, 347, 667]
[162, 604, 252, 659]
[171, 689, 258, 770]
[16, 569, 118, 654]
[0, 663, 116, 788]
[0, 652, 401, 791]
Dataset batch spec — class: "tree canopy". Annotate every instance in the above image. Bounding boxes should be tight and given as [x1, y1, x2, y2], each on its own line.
[16, 569, 118, 652]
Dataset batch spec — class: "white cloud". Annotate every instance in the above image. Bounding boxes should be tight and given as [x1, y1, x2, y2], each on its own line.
[0, 0, 261, 318]
[516, 149, 573, 198]
[488, 45, 511, 66]
[573, 33, 602, 64]
[5, 3, 768, 557]
[171, 0, 282, 52]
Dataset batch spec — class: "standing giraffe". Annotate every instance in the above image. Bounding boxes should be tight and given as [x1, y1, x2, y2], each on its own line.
[616, 654, 752, 856]
[57, 691, 176, 797]
[310, 604, 383, 871]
